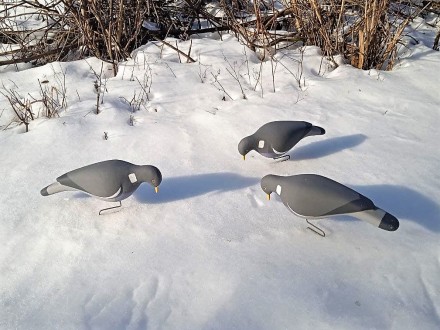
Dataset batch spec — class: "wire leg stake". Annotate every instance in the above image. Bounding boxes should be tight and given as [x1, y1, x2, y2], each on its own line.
[99, 201, 122, 215]
[273, 154, 290, 162]
[306, 219, 326, 237]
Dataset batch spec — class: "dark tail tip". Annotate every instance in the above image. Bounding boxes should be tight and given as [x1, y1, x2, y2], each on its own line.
[40, 187, 49, 196]
[308, 125, 325, 136]
[316, 126, 326, 135]
[379, 213, 399, 231]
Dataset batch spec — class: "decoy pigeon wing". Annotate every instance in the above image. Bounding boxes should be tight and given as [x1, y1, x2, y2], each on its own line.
[259, 121, 311, 152]
[56, 160, 129, 198]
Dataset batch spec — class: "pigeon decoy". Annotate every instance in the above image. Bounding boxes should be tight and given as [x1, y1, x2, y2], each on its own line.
[41, 160, 162, 214]
[261, 174, 399, 236]
[238, 121, 325, 161]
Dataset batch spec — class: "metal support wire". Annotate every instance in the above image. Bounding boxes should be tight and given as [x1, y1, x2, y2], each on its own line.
[99, 201, 122, 215]
[273, 154, 290, 162]
[306, 219, 326, 237]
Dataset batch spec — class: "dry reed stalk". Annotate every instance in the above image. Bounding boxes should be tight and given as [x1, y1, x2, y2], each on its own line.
[434, 30, 440, 50]
[308, 0, 323, 25]
[358, 29, 365, 68]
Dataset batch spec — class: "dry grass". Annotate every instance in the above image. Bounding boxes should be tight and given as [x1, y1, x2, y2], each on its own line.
[0, 1, 437, 72]
[221, 0, 434, 70]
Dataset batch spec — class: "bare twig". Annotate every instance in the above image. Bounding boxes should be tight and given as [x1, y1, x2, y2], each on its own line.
[224, 55, 247, 99]
[152, 37, 196, 63]
[210, 71, 233, 100]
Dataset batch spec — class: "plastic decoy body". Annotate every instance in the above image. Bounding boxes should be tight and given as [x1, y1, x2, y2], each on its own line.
[41, 160, 162, 214]
[261, 174, 399, 235]
[238, 121, 325, 160]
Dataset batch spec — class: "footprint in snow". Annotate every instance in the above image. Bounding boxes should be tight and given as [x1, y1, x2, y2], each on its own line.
[248, 192, 265, 208]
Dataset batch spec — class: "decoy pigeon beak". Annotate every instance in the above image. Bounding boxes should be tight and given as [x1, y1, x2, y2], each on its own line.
[243, 155, 246, 160]
[267, 193, 270, 200]
[155, 186, 159, 193]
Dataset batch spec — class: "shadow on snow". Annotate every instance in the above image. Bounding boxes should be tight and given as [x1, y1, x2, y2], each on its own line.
[291, 134, 367, 160]
[134, 172, 259, 204]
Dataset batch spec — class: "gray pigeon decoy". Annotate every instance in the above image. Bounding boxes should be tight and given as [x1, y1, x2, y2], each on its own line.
[238, 121, 325, 161]
[41, 160, 162, 214]
[261, 174, 399, 236]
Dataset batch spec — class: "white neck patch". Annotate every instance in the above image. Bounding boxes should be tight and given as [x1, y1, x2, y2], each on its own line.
[276, 185, 282, 195]
[258, 140, 265, 148]
[128, 173, 138, 183]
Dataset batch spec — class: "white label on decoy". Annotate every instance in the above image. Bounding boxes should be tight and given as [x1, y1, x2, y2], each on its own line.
[258, 140, 265, 148]
[276, 185, 282, 195]
[128, 173, 137, 183]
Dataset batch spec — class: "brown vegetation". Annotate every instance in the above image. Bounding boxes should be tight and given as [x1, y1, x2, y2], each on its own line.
[0, 1, 438, 72]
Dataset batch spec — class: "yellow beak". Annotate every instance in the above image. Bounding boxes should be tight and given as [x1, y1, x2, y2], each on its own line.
[267, 193, 270, 200]
[155, 186, 159, 193]
[243, 155, 246, 160]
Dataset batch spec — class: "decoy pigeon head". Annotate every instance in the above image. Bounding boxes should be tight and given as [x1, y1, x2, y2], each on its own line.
[137, 165, 162, 193]
[260, 174, 279, 200]
[238, 135, 256, 160]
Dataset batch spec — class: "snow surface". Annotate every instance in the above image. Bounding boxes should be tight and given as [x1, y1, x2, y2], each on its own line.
[1, 28, 440, 329]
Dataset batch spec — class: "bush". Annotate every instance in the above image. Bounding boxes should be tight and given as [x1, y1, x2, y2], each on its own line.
[0, 1, 436, 72]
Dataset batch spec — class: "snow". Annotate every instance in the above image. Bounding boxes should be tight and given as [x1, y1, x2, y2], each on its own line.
[1, 29, 440, 329]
